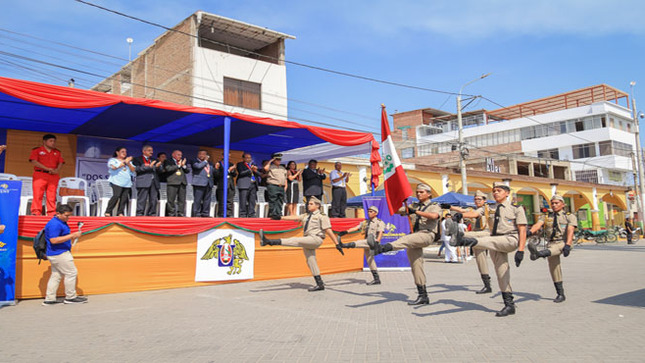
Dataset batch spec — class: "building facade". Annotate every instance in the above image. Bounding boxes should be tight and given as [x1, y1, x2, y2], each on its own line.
[92, 11, 294, 119]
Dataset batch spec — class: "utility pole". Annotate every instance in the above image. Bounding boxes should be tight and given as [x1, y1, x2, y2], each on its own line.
[631, 152, 643, 229]
[630, 81, 645, 232]
[457, 73, 491, 195]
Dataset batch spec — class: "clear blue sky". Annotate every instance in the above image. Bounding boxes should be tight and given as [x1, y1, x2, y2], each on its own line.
[1, 0, 644, 142]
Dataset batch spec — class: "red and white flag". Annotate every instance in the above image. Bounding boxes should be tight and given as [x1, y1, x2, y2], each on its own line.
[381, 105, 412, 215]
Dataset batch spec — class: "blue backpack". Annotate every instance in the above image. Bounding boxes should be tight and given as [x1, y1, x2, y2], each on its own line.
[33, 229, 48, 264]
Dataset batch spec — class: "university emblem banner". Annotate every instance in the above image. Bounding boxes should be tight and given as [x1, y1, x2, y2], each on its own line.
[0, 180, 20, 305]
[195, 229, 255, 282]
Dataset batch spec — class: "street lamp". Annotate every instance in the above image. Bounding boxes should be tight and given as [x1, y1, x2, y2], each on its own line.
[126, 37, 133, 61]
[457, 73, 491, 195]
[630, 81, 645, 231]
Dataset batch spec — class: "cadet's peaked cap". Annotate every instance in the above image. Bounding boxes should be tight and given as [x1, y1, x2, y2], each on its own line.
[551, 194, 565, 202]
[416, 183, 432, 192]
[368, 206, 379, 213]
[308, 196, 322, 205]
[475, 190, 487, 199]
[492, 182, 510, 191]
[271, 152, 283, 159]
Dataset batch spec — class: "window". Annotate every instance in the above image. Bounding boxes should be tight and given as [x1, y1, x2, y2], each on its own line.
[224, 77, 261, 110]
[401, 147, 415, 158]
[572, 143, 596, 159]
[608, 170, 623, 182]
[575, 170, 599, 184]
[575, 120, 584, 132]
[538, 148, 559, 159]
[599, 140, 632, 157]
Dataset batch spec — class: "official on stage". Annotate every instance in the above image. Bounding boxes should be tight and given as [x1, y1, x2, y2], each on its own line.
[302, 159, 326, 204]
[264, 153, 287, 220]
[131, 145, 162, 216]
[190, 150, 214, 217]
[29, 134, 64, 216]
[163, 149, 189, 217]
[236, 152, 261, 218]
[329, 161, 350, 218]
[215, 156, 237, 218]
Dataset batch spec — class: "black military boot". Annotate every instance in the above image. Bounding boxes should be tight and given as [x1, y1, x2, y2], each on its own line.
[527, 241, 539, 260]
[476, 274, 492, 294]
[537, 249, 551, 259]
[495, 292, 516, 317]
[366, 270, 381, 285]
[308, 275, 325, 292]
[339, 242, 356, 249]
[259, 230, 281, 246]
[373, 243, 393, 255]
[553, 281, 566, 303]
[450, 231, 478, 247]
[408, 284, 430, 305]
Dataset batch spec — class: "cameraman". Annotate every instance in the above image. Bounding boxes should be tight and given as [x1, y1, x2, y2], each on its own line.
[42, 204, 87, 305]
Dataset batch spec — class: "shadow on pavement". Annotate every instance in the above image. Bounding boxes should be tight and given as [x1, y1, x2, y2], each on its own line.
[249, 282, 315, 292]
[325, 287, 410, 308]
[593, 288, 645, 308]
[413, 299, 497, 317]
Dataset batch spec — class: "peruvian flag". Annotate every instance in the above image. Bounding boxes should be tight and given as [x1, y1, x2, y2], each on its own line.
[381, 105, 413, 215]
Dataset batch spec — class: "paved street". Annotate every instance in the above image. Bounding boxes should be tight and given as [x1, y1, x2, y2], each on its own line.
[2, 241, 644, 362]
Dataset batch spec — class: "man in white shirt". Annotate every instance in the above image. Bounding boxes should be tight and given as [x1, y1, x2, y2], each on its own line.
[329, 162, 350, 218]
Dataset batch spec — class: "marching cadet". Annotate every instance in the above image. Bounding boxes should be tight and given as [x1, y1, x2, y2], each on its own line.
[336, 205, 385, 285]
[447, 182, 527, 317]
[527, 194, 576, 303]
[373, 183, 441, 306]
[258, 196, 343, 292]
[449, 190, 493, 294]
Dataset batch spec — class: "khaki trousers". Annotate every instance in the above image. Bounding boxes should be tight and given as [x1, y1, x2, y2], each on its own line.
[355, 239, 377, 271]
[472, 234, 519, 293]
[45, 251, 78, 301]
[282, 236, 323, 276]
[547, 241, 565, 282]
[390, 231, 434, 286]
[466, 231, 491, 275]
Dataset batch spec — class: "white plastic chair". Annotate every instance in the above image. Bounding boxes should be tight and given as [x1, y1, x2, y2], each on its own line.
[158, 183, 168, 217]
[0, 173, 18, 180]
[321, 190, 331, 216]
[208, 187, 218, 218]
[232, 187, 240, 218]
[94, 180, 114, 216]
[18, 176, 33, 215]
[129, 187, 137, 216]
[57, 177, 91, 216]
[256, 186, 269, 218]
[185, 184, 195, 217]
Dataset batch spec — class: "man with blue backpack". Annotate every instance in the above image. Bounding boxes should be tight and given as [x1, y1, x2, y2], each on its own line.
[42, 204, 87, 305]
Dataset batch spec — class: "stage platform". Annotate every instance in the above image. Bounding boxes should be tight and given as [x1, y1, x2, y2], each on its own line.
[16, 216, 365, 299]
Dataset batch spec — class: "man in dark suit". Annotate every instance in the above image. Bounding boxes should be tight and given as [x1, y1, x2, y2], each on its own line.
[302, 159, 326, 204]
[236, 152, 261, 218]
[131, 145, 162, 216]
[215, 156, 237, 217]
[191, 150, 214, 217]
[163, 149, 189, 216]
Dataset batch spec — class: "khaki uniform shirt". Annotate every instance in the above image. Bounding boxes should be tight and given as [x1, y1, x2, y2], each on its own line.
[397, 200, 441, 233]
[539, 211, 577, 242]
[473, 205, 490, 231]
[267, 164, 287, 186]
[358, 218, 385, 239]
[300, 210, 331, 239]
[490, 199, 527, 235]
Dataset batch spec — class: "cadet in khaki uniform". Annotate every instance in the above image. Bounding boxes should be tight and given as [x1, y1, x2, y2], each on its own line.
[450, 190, 493, 294]
[258, 196, 342, 291]
[264, 153, 288, 220]
[373, 184, 441, 305]
[527, 194, 576, 303]
[336, 205, 386, 285]
[447, 182, 527, 317]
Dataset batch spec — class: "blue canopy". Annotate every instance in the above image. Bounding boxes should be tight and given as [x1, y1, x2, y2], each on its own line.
[347, 190, 418, 207]
[431, 192, 493, 207]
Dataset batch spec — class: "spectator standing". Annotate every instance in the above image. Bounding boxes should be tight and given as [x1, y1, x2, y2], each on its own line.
[156, 152, 168, 183]
[191, 150, 214, 217]
[42, 204, 87, 305]
[105, 146, 134, 216]
[29, 134, 64, 216]
[302, 159, 326, 204]
[285, 161, 303, 216]
[131, 145, 162, 216]
[625, 217, 635, 244]
[329, 161, 350, 218]
[264, 153, 287, 220]
[215, 156, 237, 217]
[164, 150, 189, 217]
[236, 152, 261, 218]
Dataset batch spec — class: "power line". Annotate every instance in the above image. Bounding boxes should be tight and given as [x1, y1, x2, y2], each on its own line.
[73, 0, 474, 97]
[0, 27, 380, 132]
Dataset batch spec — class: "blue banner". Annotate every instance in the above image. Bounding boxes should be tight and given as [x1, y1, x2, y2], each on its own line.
[0, 180, 21, 305]
[362, 197, 411, 269]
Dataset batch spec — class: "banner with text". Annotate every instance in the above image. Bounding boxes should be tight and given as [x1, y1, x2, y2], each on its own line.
[362, 196, 411, 269]
[0, 180, 21, 305]
[195, 229, 256, 281]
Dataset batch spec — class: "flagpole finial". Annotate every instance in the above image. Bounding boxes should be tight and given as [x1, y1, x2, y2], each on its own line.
[381, 104, 386, 108]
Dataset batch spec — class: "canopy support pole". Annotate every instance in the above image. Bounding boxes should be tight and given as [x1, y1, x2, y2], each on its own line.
[223, 116, 231, 218]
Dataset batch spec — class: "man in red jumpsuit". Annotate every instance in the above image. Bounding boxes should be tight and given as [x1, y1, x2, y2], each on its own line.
[29, 134, 64, 216]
